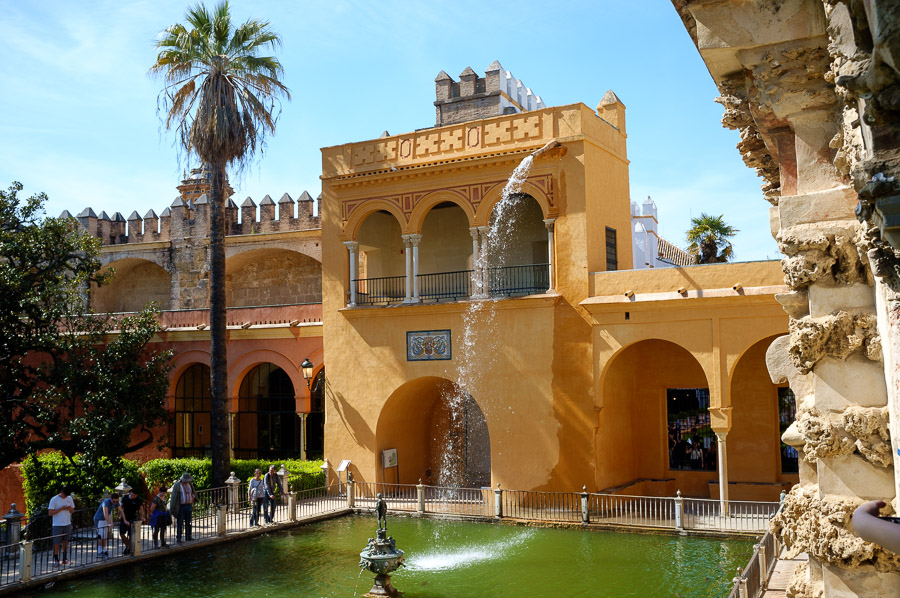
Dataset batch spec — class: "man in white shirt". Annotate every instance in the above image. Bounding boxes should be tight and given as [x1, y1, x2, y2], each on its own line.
[48, 486, 75, 567]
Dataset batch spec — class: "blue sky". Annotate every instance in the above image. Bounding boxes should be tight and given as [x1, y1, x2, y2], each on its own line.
[0, 0, 780, 261]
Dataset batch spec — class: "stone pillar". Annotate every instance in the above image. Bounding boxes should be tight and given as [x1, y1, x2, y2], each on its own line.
[288, 492, 297, 522]
[478, 226, 490, 295]
[20, 540, 32, 582]
[217, 504, 227, 536]
[225, 472, 241, 514]
[344, 241, 359, 307]
[674, 490, 684, 531]
[417, 480, 425, 513]
[409, 234, 422, 303]
[401, 234, 413, 303]
[544, 218, 556, 293]
[716, 431, 729, 516]
[132, 521, 142, 556]
[3, 505, 24, 547]
[494, 484, 503, 519]
[580, 486, 589, 524]
[469, 227, 482, 297]
[346, 476, 355, 509]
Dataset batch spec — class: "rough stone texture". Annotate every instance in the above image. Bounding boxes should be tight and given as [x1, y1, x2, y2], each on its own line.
[794, 406, 891, 467]
[787, 562, 824, 598]
[226, 251, 322, 306]
[789, 310, 881, 373]
[772, 486, 900, 571]
[778, 224, 869, 289]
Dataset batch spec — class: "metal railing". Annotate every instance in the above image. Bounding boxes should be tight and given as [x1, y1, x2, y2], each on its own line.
[488, 263, 550, 297]
[353, 263, 551, 306]
[682, 498, 781, 533]
[728, 521, 782, 598]
[504, 489, 582, 523]
[417, 270, 473, 302]
[354, 275, 406, 305]
[590, 493, 677, 529]
[0, 479, 349, 591]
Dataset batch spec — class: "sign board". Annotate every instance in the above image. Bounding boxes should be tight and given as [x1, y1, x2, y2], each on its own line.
[337, 459, 351, 473]
[382, 448, 398, 469]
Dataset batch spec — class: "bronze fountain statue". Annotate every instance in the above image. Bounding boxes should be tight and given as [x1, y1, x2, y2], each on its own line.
[359, 493, 405, 596]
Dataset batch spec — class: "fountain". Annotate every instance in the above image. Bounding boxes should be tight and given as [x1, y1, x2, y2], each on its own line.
[359, 493, 405, 596]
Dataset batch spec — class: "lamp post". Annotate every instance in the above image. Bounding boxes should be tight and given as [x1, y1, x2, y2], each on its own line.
[301, 358, 314, 389]
[115, 478, 132, 496]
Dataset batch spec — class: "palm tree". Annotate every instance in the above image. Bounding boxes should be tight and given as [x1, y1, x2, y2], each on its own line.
[151, 1, 290, 487]
[686, 214, 738, 264]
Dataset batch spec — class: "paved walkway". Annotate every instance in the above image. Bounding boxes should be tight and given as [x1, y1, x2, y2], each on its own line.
[762, 550, 807, 597]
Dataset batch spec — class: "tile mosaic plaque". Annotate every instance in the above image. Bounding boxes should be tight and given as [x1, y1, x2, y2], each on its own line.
[407, 329, 451, 361]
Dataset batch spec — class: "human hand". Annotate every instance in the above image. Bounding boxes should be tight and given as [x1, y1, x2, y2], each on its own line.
[856, 500, 887, 517]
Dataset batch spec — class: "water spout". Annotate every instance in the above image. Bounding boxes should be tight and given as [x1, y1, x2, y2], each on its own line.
[530, 140, 560, 158]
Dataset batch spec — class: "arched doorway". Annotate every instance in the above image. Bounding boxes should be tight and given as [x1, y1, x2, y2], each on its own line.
[305, 369, 325, 460]
[172, 364, 211, 457]
[233, 363, 301, 459]
[486, 193, 548, 296]
[376, 377, 490, 487]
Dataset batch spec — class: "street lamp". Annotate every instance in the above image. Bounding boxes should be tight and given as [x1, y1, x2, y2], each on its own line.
[301, 358, 314, 389]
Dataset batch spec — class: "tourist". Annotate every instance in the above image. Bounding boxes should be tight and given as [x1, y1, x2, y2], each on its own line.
[48, 485, 75, 567]
[118, 488, 143, 555]
[853, 500, 900, 554]
[168, 472, 196, 543]
[689, 436, 704, 470]
[93, 493, 119, 559]
[149, 486, 170, 548]
[248, 468, 265, 527]
[263, 465, 279, 524]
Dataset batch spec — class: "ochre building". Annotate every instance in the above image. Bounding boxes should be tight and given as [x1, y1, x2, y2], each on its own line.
[320, 63, 792, 504]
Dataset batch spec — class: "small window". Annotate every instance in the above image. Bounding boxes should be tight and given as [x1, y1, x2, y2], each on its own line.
[605, 227, 618, 271]
[778, 387, 799, 474]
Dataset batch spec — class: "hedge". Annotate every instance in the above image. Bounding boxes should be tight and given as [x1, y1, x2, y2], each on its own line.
[140, 458, 325, 493]
[21, 454, 326, 517]
[20, 452, 142, 516]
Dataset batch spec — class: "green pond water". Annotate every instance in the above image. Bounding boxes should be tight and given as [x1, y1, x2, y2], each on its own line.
[30, 516, 752, 597]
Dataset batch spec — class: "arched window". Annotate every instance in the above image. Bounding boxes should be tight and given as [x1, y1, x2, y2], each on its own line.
[172, 364, 211, 457]
[233, 363, 300, 459]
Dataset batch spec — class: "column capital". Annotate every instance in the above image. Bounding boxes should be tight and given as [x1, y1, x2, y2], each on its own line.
[343, 240, 359, 252]
[407, 233, 423, 246]
[469, 227, 480, 238]
[477, 225, 489, 233]
[543, 218, 556, 230]
[708, 406, 732, 433]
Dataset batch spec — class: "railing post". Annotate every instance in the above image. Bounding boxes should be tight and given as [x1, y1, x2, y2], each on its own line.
[20, 540, 32, 582]
[417, 479, 425, 514]
[288, 492, 297, 522]
[732, 569, 743, 598]
[674, 490, 684, 531]
[494, 483, 503, 519]
[217, 504, 227, 536]
[581, 486, 589, 524]
[225, 471, 241, 514]
[132, 520, 142, 556]
[739, 575, 749, 598]
[758, 539, 768, 590]
[346, 475, 355, 509]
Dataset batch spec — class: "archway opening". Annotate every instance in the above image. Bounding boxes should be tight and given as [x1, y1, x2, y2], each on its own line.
[728, 334, 797, 499]
[172, 364, 211, 458]
[376, 377, 490, 487]
[487, 193, 548, 296]
[92, 258, 171, 312]
[419, 202, 473, 301]
[599, 339, 711, 497]
[356, 210, 405, 304]
[226, 248, 321, 306]
[233, 363, 300, 459]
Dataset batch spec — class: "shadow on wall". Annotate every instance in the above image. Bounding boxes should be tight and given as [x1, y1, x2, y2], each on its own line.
[327, 381, 375, 453]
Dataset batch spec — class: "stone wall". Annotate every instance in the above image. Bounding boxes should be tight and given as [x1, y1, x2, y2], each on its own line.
[673, 0, 900, 596]
[226, 249, 322, 307]
[434, 61, 545, 127]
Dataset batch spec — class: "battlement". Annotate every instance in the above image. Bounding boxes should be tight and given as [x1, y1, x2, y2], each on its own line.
[434, 61, 545, 126]
[63, 190, 321, 247]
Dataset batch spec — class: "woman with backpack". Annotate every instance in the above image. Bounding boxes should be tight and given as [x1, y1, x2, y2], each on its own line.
[149, 486, 170, 548]
[248, 469, 265, 527]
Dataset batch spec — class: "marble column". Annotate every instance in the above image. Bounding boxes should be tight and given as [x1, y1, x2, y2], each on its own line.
[344, 241, 359, 307]
[409, 234, 422, 303]
[401, 235, 413, 303]
[544, 218, 556, 293]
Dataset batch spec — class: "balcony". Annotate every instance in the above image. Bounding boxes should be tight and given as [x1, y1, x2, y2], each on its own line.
[353, 263, 550, 306]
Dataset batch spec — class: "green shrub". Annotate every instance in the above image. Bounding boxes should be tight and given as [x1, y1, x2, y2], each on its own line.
[20, 452, 142, 516]
[140, 458, 324, 493]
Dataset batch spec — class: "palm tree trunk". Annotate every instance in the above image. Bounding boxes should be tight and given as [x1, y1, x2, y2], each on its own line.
[209, 162, 230, 488]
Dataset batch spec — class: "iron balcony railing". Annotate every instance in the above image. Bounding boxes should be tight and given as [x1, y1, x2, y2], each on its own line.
[353, 263, 550, 306]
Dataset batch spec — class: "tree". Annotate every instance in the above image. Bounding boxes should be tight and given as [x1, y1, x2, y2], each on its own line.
[686, 213, 739, 264]
[151, 2, 290, 487]
[0, 182, 172, 472]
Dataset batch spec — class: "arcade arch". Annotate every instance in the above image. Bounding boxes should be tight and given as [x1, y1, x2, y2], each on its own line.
[226, 248, 321, 306]
[233, 363, 301, 459]
[172, 363, 211, 458]
[375, 377, 490, 487]
[92, 258, 171, 312]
